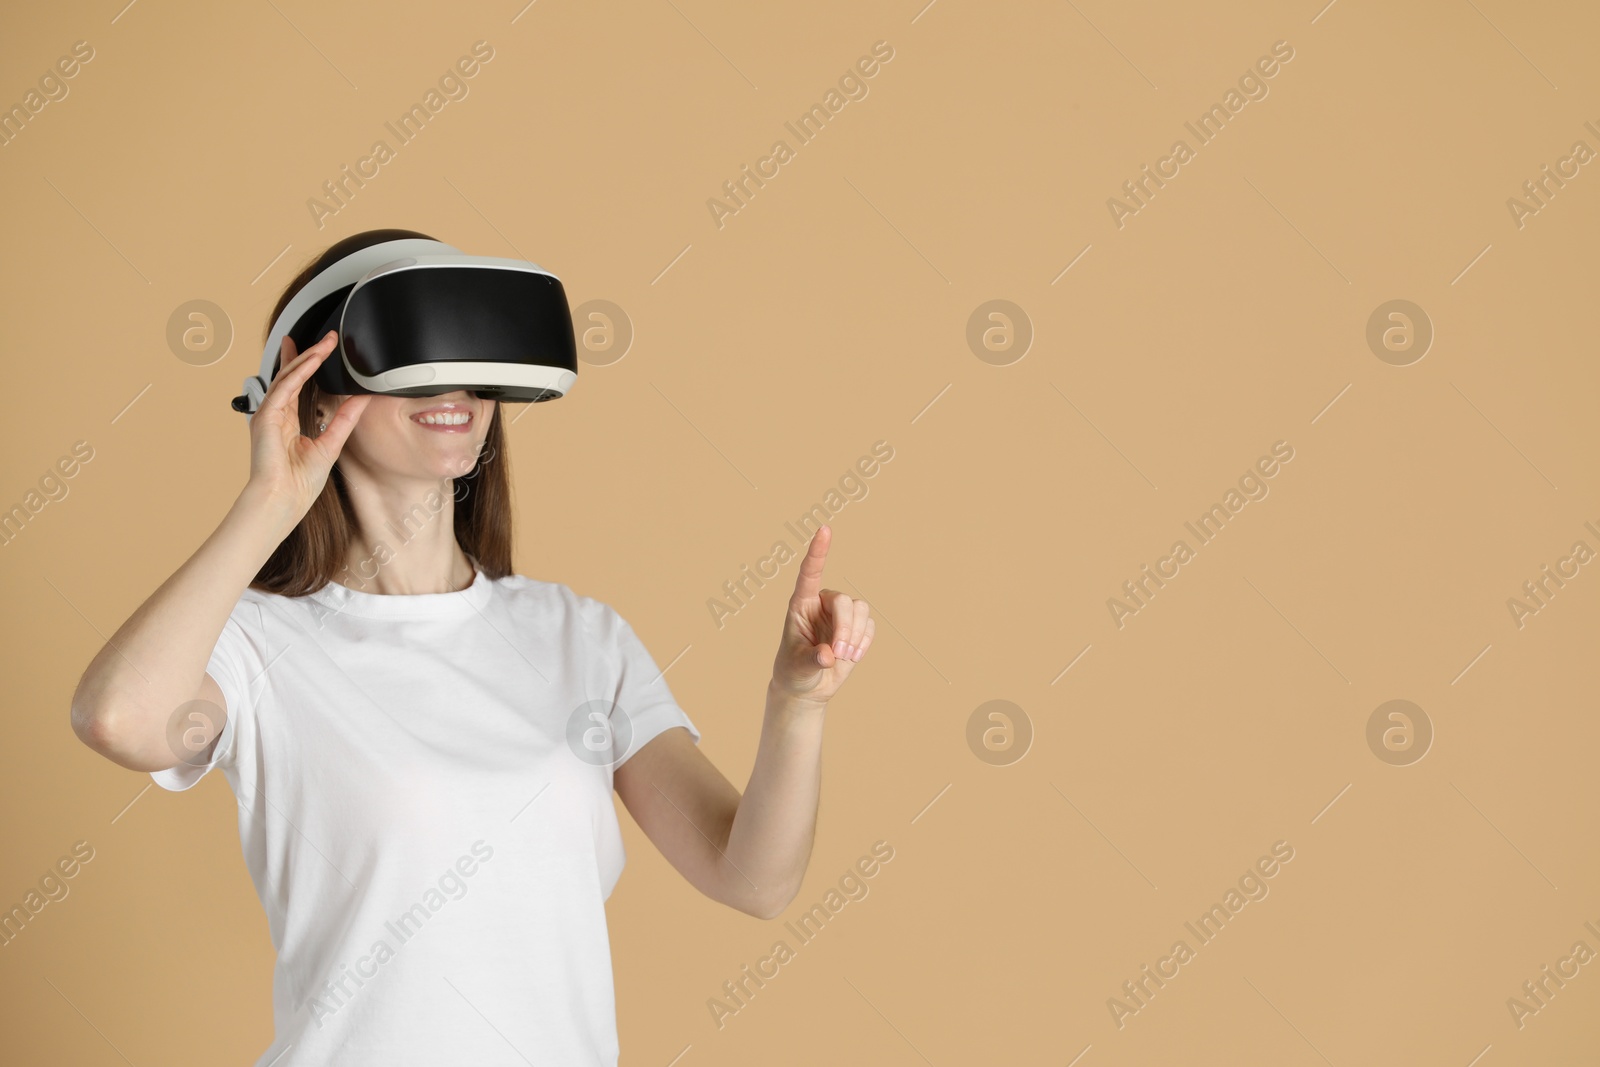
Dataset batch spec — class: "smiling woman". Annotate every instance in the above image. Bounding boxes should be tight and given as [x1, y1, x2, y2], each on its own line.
[69, 226, 876, 1067]
[251, 228, 514, 599]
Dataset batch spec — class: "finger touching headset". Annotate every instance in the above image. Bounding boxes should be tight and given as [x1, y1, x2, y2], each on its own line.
[233, 237, 578, 419]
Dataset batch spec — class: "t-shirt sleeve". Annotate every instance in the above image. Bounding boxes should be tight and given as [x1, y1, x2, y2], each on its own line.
[149, 610, 260, 793]
[602, 607, 700, 766]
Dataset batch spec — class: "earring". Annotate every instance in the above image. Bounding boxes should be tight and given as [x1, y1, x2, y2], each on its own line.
[317, 421, 327, 433]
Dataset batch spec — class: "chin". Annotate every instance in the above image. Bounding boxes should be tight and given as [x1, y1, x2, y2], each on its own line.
[429, 443, 490, 480]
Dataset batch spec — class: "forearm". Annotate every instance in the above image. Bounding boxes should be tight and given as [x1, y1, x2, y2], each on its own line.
[718, 684, 828, 917]
[70, 485, 295, 769]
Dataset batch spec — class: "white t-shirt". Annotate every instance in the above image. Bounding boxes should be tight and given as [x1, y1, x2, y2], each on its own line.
[151, 566, 700, 1066]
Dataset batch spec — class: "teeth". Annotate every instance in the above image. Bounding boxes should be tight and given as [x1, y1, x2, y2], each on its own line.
[413, 412, 471, 425]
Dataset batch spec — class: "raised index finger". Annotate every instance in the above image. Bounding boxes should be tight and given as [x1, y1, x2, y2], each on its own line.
[791, 525, 832, 603]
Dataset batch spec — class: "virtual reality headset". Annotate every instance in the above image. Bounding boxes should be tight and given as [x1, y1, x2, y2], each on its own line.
[232, 237, 578, 418]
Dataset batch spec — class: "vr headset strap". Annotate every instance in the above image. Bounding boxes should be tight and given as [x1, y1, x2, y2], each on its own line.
[234, 238, 460, 419]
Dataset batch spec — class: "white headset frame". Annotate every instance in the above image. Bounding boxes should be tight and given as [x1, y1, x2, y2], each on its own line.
[239, 238, 575, 419]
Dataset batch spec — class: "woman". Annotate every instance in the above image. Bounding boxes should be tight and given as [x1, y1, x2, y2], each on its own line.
[69, 228, 875, 1066]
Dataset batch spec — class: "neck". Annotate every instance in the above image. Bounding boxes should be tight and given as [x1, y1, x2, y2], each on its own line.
[334, 469, 477, 595]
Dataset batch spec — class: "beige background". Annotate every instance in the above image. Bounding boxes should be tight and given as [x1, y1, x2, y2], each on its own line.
[3, 0, 1597, 1063]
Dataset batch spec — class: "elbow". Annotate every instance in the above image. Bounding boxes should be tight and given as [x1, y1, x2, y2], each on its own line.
[70, 698, 164, 771]
[70, 671, 121, 753]
[71, 696, 119, 755]
[741, 885, 798, 922]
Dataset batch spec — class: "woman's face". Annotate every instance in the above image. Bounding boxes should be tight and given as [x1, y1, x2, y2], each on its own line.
[327, 390, 496, 487]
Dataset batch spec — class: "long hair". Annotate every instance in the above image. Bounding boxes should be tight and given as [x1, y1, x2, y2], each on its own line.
[249, 227, 514, 596]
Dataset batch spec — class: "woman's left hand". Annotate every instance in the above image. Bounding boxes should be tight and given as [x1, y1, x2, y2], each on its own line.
[770, 526, 875, 706]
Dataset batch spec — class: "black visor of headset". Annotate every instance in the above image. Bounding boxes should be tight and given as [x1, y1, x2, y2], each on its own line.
[233, 238, 578, 418]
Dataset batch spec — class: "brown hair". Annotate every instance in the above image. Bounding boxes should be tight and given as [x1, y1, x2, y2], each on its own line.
[249, 227, 514, 597]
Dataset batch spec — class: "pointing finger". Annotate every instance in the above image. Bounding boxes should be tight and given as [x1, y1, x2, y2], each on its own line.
[790, 525, 831, 604]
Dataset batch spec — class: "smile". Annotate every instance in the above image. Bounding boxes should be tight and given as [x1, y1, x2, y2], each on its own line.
[410, 411, 474, 432]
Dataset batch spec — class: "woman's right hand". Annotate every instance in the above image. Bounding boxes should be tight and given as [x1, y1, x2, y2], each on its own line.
[245, 330, 372, 525]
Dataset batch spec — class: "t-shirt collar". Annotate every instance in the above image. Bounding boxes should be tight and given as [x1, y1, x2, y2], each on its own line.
[306, 561, 494, 619]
